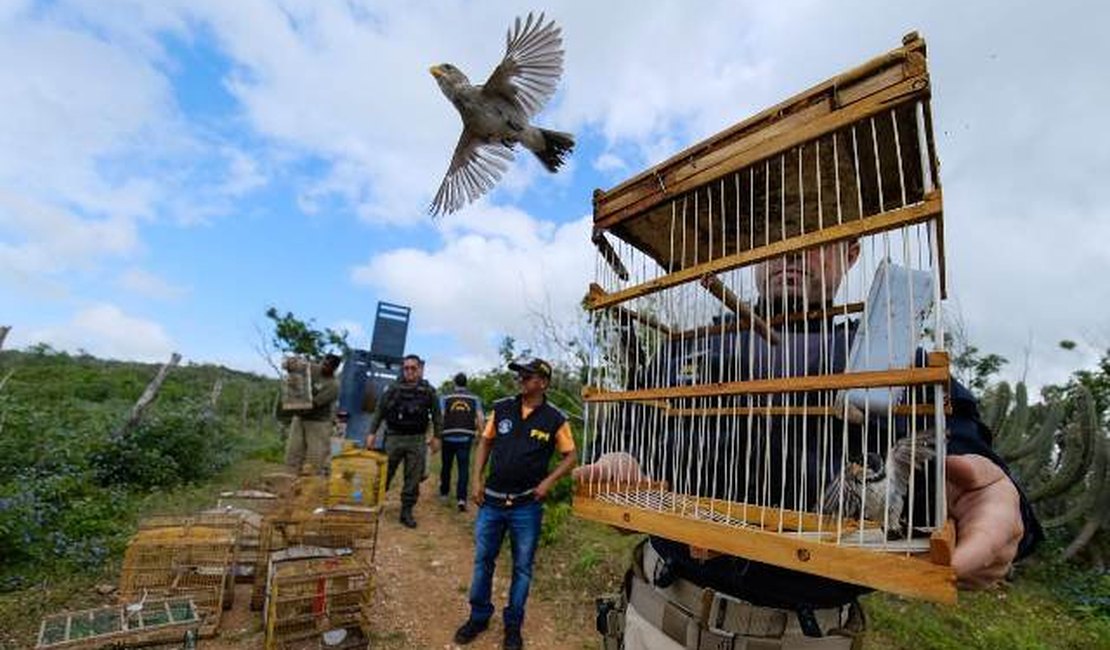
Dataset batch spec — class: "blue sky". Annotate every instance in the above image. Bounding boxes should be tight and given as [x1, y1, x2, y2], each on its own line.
[2, 0, 1108, 392]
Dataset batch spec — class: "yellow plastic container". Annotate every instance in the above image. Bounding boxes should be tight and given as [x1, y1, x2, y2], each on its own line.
[327, 450, 388, 508]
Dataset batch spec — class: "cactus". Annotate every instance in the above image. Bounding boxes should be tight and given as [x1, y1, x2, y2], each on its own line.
[1062, 435, 1110, 560]
[981, 381, 1012, 442]
[1045, 433, 1107, 528]
[1028, 386, 1098, 502]
[981, 380, 1110, 564]
[994, 382, 1030, 457]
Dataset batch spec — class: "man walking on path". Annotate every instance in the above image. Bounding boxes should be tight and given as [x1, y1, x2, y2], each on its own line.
[284, 353, 341, 475]
[454, 358, 577, 650]
[368, 354, 442, 528]
[439, 372, 485, 512]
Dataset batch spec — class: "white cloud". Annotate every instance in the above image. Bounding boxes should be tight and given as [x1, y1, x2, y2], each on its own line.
[218, 146, 268, 197]
[16, 304, 176, 362]
[0, 191, 138, 276]
[117, 268, 190, 301]
[351, 207, 593, 353]
[2, 0, 1107, 393]
[332, 319, 369, 350]
[593, 153, 627, 173]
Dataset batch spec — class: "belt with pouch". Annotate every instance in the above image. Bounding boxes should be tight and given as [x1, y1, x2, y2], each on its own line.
[483, 487, 536, 508]
[630, 541, 864, 649]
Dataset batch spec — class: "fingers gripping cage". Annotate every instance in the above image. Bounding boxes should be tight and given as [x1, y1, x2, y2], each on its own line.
[577, 34, 956, 603]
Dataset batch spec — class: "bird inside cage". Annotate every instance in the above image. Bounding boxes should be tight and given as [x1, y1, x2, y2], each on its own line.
[580, 228, 954, 601]
[573, 31, 974, 602]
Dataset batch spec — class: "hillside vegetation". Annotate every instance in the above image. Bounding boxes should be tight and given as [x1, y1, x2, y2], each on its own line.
[0, 347, 280, 592]
[1, 346, 1108, 649]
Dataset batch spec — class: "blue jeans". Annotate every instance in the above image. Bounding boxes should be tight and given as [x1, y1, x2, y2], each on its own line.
[467, 500, 543, 628]
[439, 438, 472, 501]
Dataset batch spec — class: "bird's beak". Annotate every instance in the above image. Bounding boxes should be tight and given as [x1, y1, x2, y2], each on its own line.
[429, 65, 444, 78]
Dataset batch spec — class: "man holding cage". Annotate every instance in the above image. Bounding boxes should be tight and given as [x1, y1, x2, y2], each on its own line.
[577, 240, 1042, 649]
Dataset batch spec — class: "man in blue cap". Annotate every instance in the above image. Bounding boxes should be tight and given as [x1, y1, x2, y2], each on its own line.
[454, 358, 577, 650]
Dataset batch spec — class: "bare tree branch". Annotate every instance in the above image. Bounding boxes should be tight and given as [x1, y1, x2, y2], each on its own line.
[114, 352, 182, 439]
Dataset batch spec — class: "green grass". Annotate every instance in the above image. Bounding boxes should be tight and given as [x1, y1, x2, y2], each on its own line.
[866, 581, 1110, 649]
[532, 511, 1110, 650]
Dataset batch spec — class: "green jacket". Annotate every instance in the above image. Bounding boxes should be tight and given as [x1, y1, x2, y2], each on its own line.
[302, 374, 339, 422]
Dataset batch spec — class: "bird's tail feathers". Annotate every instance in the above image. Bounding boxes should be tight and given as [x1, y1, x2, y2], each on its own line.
[533, 129, 575, 172]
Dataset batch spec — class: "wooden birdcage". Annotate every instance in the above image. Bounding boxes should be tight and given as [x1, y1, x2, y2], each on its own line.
[575, 33, 957, 603]
[35, 598, 199, 650]
[117, 525, 236, 636]
[282, 355, 315, 411]
[141, 508, 263, 582]
[251, 510, 381, 611]
[218, 488, 282, 516]
[327, 449, 389, 510]
[263, 553, 372, 650]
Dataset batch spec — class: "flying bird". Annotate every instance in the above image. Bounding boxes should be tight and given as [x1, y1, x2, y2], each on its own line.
[822, 429, 938, 538]
[428, 12, 575, 217]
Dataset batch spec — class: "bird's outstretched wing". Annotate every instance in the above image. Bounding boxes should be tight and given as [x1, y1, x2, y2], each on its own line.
[430, 132, 516, 217]
[887, 429, 938, 503]
[482, 12, 564, 118]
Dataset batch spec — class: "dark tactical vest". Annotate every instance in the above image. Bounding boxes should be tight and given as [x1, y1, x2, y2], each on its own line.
[486, 395, 566, 495]
[442, 389, 481, 442]
[384, 381, 436, 435]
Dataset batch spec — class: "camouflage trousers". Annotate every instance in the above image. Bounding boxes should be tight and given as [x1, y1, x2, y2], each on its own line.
[385, 433, 426, 512]
[284, 416, 332, 474]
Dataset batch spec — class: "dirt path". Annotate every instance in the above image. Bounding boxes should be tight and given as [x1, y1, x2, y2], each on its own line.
[367, 489, 594, 650]
[207, 484, 597, 649]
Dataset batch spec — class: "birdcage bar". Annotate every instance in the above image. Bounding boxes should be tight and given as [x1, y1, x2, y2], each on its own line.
[577, 34, 955, 603]
[117, 526, 235, 637]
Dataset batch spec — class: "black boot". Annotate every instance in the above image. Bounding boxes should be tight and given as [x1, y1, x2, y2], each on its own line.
[503, 625, 523, 650]
[399, 507, 417, 529]
[453, 618, 488, 644]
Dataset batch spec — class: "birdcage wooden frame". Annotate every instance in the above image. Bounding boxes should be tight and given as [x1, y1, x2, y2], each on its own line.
[117, 525, 237, 636]
[575, 33, 957, 603]
[141, 509, 262, 583]
[251, 510, 381, 611]
[327, 450, 389, 510]
[263, 553, 372, 650]
[35, 598, 199, 650]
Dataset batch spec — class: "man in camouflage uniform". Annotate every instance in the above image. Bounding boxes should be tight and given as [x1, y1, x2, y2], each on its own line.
[284, 353, 341, 475]
[368, 354, 442, 528]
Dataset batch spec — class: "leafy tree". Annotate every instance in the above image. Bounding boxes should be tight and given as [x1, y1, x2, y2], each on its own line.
[264, 307, 349, 359]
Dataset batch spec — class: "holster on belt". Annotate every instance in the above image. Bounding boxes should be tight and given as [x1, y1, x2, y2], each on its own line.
[627, 539, 866, 650]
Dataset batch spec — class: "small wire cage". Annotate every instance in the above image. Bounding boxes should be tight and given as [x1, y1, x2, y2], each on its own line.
[117, 525, 237, 636]
[35, 598, 199, 650]
[576, 34, 956, 603]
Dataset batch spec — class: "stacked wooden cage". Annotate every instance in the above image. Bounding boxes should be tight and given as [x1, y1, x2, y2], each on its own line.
[118, 525, 237, 636]
[327, 449, 389, 511]
[263, 552, 372, 650]
[251, 510, 380, 612]
[35, 598, 199, 650]
[575, 33, 956, 602]
[141, 508, 263, 582]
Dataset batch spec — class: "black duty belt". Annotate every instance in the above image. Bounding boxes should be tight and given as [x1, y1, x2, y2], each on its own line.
[483, 487, 535, 508]
[630, 541, 863, 649]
